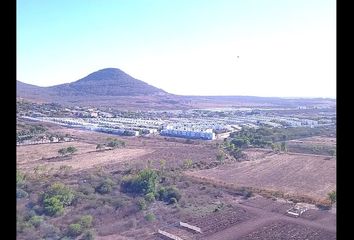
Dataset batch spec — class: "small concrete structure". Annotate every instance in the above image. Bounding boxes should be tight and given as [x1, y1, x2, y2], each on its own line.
[157, 229, 184, 240]
[286, 204, 308, 217]
[179, 222, 202, 233]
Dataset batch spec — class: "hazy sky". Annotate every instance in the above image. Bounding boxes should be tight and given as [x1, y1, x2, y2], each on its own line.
[17, 0, 336, 98]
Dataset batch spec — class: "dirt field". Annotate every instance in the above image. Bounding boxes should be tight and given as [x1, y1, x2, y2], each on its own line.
[237, 220, 336, 240]
[290, 136, 336, 145]
[16, 141, 153, 172]
[286, 136, 336, 156]
[186, 149, 336, 202]
[16, 126, 220, 173]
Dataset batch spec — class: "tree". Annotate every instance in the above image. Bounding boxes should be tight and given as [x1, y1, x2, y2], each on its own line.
[280, 142, 287, 152]
[58, 148, 67, 156]
[96, 144, 104, 151]
[271, 143, 281, 152]
[121, 168, 158, 195]
[329, 149, 336, 157]
[66, 146, 77, 155]
[43, 182, 75, 216]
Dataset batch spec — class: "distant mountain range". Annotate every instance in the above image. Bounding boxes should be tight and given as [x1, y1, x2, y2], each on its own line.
[17, 68, 335, 110]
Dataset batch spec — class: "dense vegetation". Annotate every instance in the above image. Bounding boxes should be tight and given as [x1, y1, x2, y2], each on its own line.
[223, 126, 336, 159]
[17, 166, 183, 239]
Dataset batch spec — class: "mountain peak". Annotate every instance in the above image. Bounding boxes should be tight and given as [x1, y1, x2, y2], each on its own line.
[46, 68, 167, 97]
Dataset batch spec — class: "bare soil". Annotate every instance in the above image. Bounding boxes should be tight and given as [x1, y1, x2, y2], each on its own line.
[186, 149, 336, 202]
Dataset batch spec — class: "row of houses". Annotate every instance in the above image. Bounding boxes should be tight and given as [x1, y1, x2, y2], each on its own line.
[160, 125, 216, 140]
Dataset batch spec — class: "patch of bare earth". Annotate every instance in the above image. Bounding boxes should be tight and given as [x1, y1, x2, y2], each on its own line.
[237, 220, 336, 240]
[186, 150, 336, 202]
[17, 141, 154, 172]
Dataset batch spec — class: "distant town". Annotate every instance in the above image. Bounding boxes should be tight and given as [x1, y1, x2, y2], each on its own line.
[17, 100, 335, 144]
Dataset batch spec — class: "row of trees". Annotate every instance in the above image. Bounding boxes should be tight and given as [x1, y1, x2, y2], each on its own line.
[58, 146, 77, 156]
[96, 138, 126, 151]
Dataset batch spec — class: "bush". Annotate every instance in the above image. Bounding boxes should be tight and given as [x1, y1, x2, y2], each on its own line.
[29, 215, 43, 228]
[68, 223, 82, 237]
[144, 192, 155, 202]
[145, 213, 156, 222]
[328, 190, 336, 204]
[43, 196, 64, 216]
[121, 168, 158, 195]
[216, 152, 225, 162]
[81, 230, 95, 240]
[17, 171, 26, 186]
[169, 197, 177, 205]
[44, 182, 75, 206]
[79, 215, 93, 229]
[137, 198, 147, 210]
[95, 179, 114, 194]
[158, 186, 181, 204]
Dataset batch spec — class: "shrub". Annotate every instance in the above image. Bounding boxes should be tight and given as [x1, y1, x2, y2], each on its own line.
[145, 213, 156, 222]
[216, 152, 225, 162]
[79, 215, 93, 229]
[169, 197, 177, 205]
[137, 198, 147, 210]
[17, 171, 26, 186]
[242, 190, 253, 199]
[29, 215, 43, 228]
[95, 179, 114, 194]
[68, 223, 82, 237]
[43, 196, 64, 216]
[158, 186, 181, 203]
[144, 192, 155, 202]
[121, 168, 158, 195]
[328, 190, 336, 204]
[81, 230, 95, 240]
[44, 182, 75, 206]
[183, 159, 193, 169]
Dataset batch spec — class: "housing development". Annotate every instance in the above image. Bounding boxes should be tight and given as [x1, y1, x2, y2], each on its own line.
[18, 105, 335, 143]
